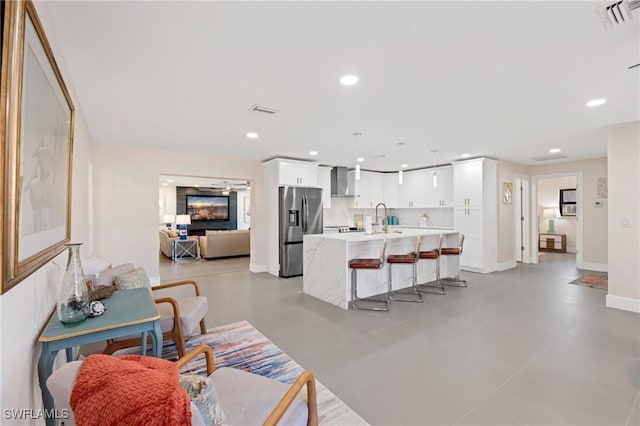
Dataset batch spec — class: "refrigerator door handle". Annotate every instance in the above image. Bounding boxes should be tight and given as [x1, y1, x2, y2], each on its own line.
[302, 196, 307, 233]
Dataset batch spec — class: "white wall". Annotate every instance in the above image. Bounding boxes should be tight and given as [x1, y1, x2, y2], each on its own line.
[607, 121, 640, 313]
[0, 1, 93, 417]
[538, 176, 578, 252]
[91, 143, 265, 282]
[497, 160, 531, 264]
[158, 185, 176, 223]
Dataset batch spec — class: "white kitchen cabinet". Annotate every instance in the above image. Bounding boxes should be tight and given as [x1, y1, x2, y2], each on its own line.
[354, 171, 384, 208]
[425, 165, 453, 208]
[398, 170, 429, 208]
[318, 166, 332, 208]
[383, 173, 399, 208]
[452, 158, 498, 273]
[277, 159, 318, 186]
[453, 160, 483, 207]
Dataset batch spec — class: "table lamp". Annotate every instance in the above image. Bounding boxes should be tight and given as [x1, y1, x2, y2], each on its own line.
[162, 214, 175, 229]
[543, 208, 558, 233]
[175, 215, 191, 240]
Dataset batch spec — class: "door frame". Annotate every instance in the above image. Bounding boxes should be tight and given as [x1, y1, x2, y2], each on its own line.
[530, 172, 583, 266]
[514, 174, 531, 263]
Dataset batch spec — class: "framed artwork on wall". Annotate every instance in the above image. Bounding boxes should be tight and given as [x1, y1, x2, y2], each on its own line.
[1, 1, 75, 293]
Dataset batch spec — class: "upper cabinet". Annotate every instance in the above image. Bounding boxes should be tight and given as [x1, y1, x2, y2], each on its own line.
[383, 173, 399, 208]
[398, 170, 429, 208]
[424, 165, 453, 208]
[453, 160, 483, 207]
[353, 171, 384, 208]
[275, 159, 318, 187]
[317, 166, 332, 208]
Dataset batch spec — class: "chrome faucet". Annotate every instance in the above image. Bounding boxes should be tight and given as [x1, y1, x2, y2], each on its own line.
[375, 203, 388, 234]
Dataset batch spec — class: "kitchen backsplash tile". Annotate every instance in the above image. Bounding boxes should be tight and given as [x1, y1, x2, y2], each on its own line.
[324, 197, 453, 227]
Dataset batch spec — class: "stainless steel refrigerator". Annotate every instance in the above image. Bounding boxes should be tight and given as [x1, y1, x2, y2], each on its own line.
[279, 186, 323, 277]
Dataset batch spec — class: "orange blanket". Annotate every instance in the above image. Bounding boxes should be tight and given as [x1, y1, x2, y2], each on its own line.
[70, 354, 191, 426]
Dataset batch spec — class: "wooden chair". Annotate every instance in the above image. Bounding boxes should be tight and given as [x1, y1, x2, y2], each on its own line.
[97, 264, 208, 358]
[178, 345, 318, 425]
[46, 344, 318, 425]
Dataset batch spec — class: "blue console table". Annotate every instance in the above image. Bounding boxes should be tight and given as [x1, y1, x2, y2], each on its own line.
[38, 287, 162, 425]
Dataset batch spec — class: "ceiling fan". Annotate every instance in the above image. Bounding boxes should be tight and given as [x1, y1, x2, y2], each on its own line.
[202, 180, 251, 193]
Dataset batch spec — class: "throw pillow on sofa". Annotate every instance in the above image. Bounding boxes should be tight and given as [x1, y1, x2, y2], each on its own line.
[180, 374, 227, 426]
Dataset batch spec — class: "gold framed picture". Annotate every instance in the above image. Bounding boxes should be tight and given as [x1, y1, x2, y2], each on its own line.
[1, 1, 75, 293]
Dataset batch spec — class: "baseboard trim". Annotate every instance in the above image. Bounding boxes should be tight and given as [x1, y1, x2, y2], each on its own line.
[496, 261, 517, 271]
[578, 262, 608, 272]
[249, 264, 266, 273]
[606, 294, 640, 313]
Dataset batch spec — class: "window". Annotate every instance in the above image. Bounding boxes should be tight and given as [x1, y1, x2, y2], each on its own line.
[559, 188, 576, 216]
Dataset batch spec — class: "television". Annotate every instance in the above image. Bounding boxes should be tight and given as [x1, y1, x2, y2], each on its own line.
[186, 195, 229, 220]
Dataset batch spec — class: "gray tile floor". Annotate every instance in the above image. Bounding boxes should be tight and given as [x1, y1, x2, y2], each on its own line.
[160, 253, 640, 425]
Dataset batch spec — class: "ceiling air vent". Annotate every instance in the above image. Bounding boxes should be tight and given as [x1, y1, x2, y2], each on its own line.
[250, 104, 279, 114]
[597, 0, 639, 28]
[531, 154, 567, 162]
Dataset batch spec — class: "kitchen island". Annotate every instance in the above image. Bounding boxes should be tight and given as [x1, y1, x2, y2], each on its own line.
[303, 228, 461, 309]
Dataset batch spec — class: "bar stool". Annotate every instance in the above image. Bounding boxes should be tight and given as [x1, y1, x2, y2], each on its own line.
[417, 234, 445, 295]
[440, 233, 467, 287]
[349, 240, 389, 311]
[387, 237, 423, 303]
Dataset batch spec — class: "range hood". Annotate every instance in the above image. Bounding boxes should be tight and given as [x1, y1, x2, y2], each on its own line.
[330, 167, 356, 197]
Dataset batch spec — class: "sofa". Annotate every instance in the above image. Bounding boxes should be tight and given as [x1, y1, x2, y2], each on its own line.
[159, 229, 198, 258]
[199, 230, 250, 259]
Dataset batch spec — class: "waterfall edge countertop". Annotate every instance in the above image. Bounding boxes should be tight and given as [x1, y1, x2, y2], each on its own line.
[303, 228, 461, 309]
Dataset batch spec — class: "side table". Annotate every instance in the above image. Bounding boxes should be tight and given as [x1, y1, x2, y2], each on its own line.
[172, 238, 199, 261]
[38, 287, 162, 426]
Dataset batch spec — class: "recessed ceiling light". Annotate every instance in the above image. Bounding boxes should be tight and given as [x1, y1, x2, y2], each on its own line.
[339, 75, 358, 86]
[461, 153, 471, 158]
[194, 184, 200, 187]
[586, 98, 606, 107]
[167, 179, 174, 183]
[309, 150, 318, 156]
[357, 157, 365, 162]
[162, 183, 168, 186]
[401, 163, 409, 168]
[246, 132, 259, 139]
[549, 148, 561, 153]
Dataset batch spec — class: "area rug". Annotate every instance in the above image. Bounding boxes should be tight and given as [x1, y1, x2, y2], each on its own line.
[568, 273, 608, 290]
[115, 320, 368, 425]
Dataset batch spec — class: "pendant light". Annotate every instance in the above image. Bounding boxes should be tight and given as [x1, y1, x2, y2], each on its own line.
[353, 132, 362, 180]
[431, 150, 438, 188]
[397, 143, 405, 185]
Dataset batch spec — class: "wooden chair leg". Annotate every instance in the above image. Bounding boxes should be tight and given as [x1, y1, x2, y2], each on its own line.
[199, 319, 207, 334]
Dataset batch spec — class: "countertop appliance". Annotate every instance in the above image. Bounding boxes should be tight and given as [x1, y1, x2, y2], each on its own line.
[279, 186, 323, 277]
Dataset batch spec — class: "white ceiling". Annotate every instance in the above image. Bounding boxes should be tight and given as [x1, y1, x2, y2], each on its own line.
[44, 1, 639, 171]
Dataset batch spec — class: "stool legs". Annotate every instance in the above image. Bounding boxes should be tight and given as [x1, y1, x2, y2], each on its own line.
[441, 256, 467, 287]
[388, 263, 423, 303]
[418, 256, 445, 294]
[351, 268, 390, 311]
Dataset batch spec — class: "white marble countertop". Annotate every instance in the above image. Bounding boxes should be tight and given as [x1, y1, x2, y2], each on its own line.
[310, 227, 458, 242]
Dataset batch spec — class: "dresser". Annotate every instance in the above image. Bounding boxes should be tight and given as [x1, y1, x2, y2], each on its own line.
[539, 233, 567, 253]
